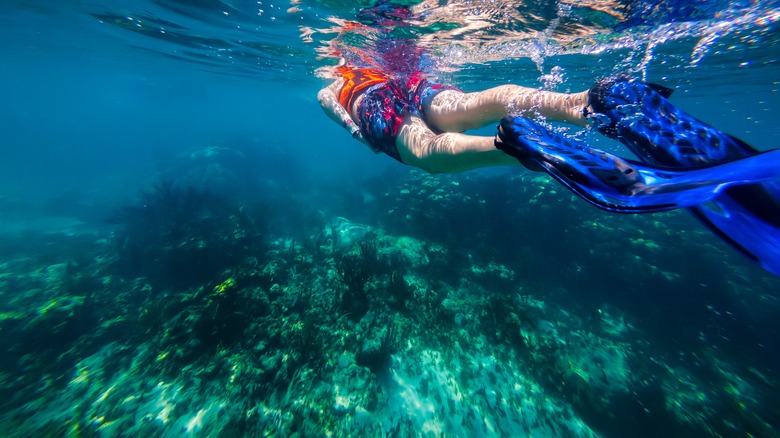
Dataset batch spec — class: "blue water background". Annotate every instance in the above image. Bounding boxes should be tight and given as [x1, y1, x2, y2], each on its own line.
[1, 2, 376, 223]
[2, 0, 780, 436]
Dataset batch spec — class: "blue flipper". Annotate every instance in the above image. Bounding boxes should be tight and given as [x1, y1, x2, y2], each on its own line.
[589, 77, 780, 275]
[496, 116, 780, 214]
[691, 183, 780, 275]
[588, 76, 759, 167]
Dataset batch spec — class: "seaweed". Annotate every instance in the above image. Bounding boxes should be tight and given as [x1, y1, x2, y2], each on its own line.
[336, 253, 373, 319]
[387, 272, 412, 312]
[108, 179, 268, 289]
[336, 238, 380, 320]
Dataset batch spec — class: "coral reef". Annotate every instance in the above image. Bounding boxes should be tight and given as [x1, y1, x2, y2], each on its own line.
[1, 166, 778, 437]
[109, 180, 268, 289]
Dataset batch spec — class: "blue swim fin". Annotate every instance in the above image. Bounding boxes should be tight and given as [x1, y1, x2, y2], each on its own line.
[690, 183, 780, 275]
[588, 76, 780, 275]
[496, 116, 780, 214]
[588, 76, 759, 167]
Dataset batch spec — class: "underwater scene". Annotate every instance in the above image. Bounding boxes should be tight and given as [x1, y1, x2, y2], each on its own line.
[1, 0, 780, 436]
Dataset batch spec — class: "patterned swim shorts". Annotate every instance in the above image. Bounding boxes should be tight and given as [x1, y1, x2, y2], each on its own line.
[356, 74, 459, 162]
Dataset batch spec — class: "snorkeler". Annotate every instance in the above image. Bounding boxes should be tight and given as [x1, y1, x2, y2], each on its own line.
[318, 1, 780, 274]
[319, 68, 780, 210]
[319, 69, 780, 273]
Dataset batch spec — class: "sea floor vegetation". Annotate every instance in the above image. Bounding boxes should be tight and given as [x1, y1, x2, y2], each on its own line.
[1, 147, 779, 437]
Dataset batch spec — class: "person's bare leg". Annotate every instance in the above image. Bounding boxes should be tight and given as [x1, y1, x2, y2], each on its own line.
[396, 115, 519, 173]
[425, 86, 590, 132]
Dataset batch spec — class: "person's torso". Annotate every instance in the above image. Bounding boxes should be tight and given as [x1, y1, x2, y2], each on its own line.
[336, 66, 391, 115]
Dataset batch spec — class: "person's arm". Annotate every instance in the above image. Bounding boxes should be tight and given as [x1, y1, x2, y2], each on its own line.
[317, 86, 365, 143]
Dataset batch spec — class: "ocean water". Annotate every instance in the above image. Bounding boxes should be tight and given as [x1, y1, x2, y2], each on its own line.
[1, 0, 779, 436]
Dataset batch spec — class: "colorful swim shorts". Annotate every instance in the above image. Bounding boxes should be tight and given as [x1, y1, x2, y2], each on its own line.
[355, 74, 459, 162]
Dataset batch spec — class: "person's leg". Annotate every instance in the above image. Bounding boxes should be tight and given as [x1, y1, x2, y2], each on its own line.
[395, 115, 519, 173]
[424, 86, 590, 133]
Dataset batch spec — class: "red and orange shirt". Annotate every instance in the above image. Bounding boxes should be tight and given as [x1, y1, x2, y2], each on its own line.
[336, 65, 390, 111]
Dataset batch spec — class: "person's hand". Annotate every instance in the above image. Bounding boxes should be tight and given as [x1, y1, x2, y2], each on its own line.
[351, 126, 364, 142]
[345, 118, 363, 141]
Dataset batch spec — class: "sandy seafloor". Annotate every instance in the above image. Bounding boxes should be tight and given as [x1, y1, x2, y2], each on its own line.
[1, 0, 780, 436]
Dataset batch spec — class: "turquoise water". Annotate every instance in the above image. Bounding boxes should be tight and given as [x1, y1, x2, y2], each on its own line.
[1, 1, 779, 436]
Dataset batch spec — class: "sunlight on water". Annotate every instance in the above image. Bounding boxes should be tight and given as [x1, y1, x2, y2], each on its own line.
[307, 0, 779, 87]
[12, 0, 773, 86]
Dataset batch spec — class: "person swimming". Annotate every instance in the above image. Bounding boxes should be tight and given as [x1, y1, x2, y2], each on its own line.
[320, 66, 778, 200]
[318, 3, 780, 275]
